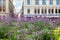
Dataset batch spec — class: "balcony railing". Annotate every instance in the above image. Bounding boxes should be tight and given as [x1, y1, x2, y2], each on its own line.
[24, 13, 60, 17]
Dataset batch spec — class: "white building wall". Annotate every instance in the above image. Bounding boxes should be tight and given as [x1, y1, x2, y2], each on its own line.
[23, 0, 60, 17]
[31, 0, 35, 6]
[24, 0, 27, 6]
[24, 6, 27, 15]
[5, 0, 9, 13]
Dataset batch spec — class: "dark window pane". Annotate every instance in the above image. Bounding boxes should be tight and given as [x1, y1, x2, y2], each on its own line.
[42, 0, 46, 5]
[55, 9, 57, 13]
[56, 0, 60, 5]
[0, 6, 2, 11]
[34, 9, 36, 14]
[49, 0, 53, 5]
[45, 9, 46, 13]
[59, 9, 60, 13]
[38, 9, 40, 14]
[52, 9, 53, 13]
[27, 0, 30, 5]
[48, 9, 50, 13]
[3, 6, 5, 12]
[42, 9, 43, 14]
[35, 0, 39, 5]
[28, 9, 30, 14]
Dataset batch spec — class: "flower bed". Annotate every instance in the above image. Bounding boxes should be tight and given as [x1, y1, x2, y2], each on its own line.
[0, 19, 60, 40]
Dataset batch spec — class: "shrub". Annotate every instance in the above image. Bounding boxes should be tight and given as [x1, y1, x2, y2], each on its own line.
[0, 26, 10, 39]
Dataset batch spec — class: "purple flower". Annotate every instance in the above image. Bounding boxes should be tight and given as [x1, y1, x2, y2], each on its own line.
[29, 27, 33, 31]
[20, 30, 26, 35]
[16, 34, 20, 40]
[34, 26, 40, 31]
[53, 24, 57, 28]
[23, 38, 27, 40]
[7, 30, 13, 36]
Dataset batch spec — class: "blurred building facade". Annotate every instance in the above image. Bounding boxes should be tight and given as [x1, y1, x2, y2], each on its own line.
[0, 0, 14, 18]
[23, 0, 60, 18]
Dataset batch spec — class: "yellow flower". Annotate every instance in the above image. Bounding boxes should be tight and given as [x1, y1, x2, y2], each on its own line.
[53, 30, 58, 34]
[52, 27, 60, 40]
[56, 27, 60, 30]
[57, 37, 60, 40]
[53, 27, 60, 34]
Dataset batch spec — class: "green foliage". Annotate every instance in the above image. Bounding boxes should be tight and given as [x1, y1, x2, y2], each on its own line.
[0, 20, 57, 40]
[56, 23, 60, 26]
[33, 20, 53, 30]
[0, 26, 10, 39]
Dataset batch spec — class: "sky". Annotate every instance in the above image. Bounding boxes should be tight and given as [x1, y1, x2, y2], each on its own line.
[13, 0, 23, 13]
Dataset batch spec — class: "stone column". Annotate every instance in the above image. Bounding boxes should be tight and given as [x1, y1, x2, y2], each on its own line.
[40, 7, 42, 15]
[24, 7, 27, 15]
[54, 7, 55, 14]
[47, 8, 49, 14]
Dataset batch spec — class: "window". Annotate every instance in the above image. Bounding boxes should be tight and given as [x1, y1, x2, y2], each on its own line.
[48, 9, 53, 14]
[55, 9, 57, 13]
[59, 9, 60, 13]
[45, 9, 46, 13]
[52, 9, 53, 13]
[27, 9, 30, 14]
[49, 0, 53, 5]
[27, 0, 30, 5]
[35, 0, 39, 5]
[56, 0, 60, 5]
[34, 9, 40, 14]
[42, 0, 46, 5]
[34, 9, 36, 14]
[48, 9, 54, 14]
[3, 6, 5, 12]
[48, 9, 50, 13]
[42, 9, 46, 14]
[38, 9, 40, 14]
[42, 9, 44, 14]
[0, 6, 2, 11]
